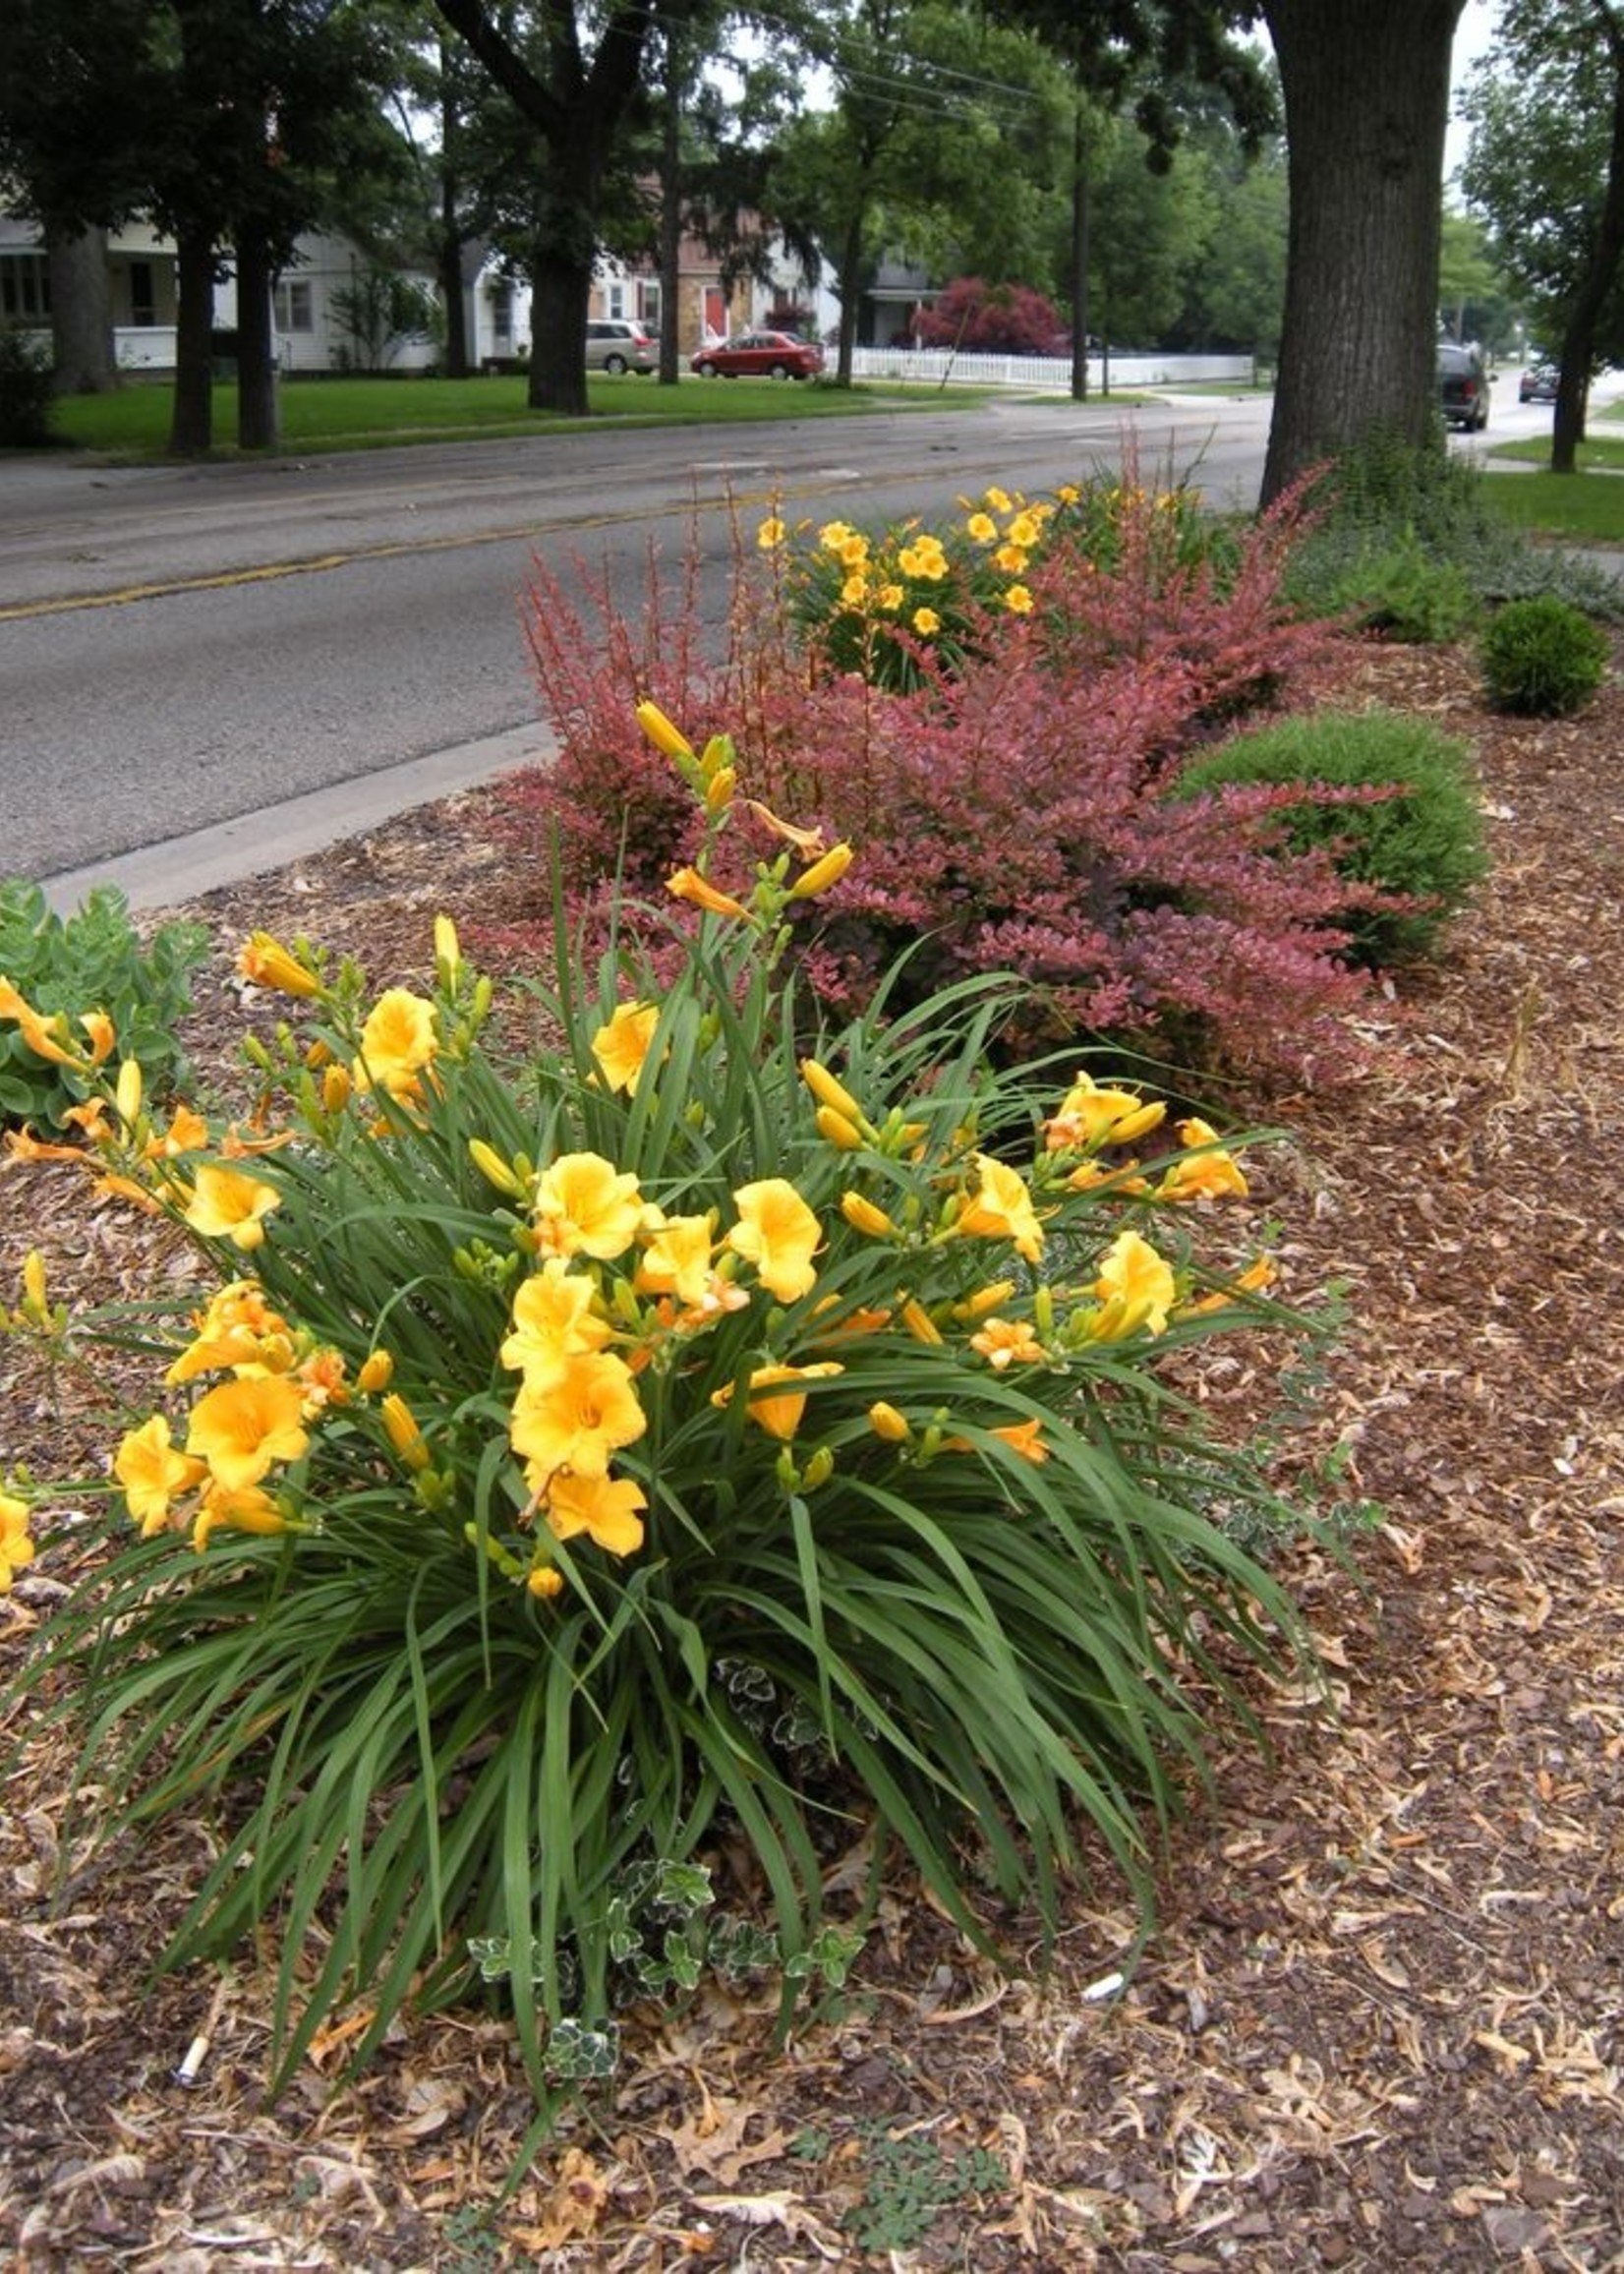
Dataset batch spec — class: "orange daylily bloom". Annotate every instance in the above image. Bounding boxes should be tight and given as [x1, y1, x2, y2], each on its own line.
[667, 867, 754, 924]
[187, 1374, 310, 1491]
[545, 1471, 648, 1557]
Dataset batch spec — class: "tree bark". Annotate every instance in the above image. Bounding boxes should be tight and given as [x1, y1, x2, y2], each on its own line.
[1261, 0, 1467, 501]
[1069, 100, 1090, 404]
[1551, 6, 1624, 472]
[169, 222, 216, 456]
[658, 32, 684, 386]
[835, 206, 866, 386]
[235, 225, 279, 449]
[47, 227, 116, 394]
[437, 47, 470, 379]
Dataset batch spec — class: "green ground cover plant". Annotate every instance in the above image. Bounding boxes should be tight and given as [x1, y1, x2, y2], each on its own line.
[0, 880, 207, 1130]
[45, 374, 979, 459]
[0, 324, 57, 448]
[0, 714, 1321, 2116]
[1174, 711, 1488, 964]
[1286, 433, 1624, 623]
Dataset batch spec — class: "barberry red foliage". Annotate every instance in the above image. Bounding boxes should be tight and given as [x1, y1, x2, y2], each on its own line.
[487, 479, 1376, 1082]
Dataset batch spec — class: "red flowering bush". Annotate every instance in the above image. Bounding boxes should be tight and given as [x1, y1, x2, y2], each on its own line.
[491, 474, 1371, 1079]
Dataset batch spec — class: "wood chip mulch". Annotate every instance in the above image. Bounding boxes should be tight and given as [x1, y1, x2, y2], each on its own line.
[2, 641, 1623, 2271]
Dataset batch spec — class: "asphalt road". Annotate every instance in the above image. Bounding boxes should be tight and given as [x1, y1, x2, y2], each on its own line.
[1, 391, 1279, 895]
[0, 375, 1580, 899]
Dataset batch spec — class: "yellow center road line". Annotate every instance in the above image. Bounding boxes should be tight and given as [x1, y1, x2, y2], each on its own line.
[0, 475, 858, 623]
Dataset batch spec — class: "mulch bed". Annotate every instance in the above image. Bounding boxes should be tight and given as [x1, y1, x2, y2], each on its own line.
[3, 641, 1623, 2271]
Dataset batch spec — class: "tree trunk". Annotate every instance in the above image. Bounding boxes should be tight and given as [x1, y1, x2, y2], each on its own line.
[835, 208, 865, 387]
[437, 43, 471, 379]
[47, 228, 116, 395]
[658, 34, 684, 386]
[1261, 0, 1466, 502]
[235, 227, 279, 449]
[170, 223, 216, 456]
[1069, 106, 1090, 404]
[1551, 12, 1624, 472]
[528, 245, 593, 416]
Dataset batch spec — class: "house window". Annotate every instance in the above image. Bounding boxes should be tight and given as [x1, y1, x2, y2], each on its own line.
[1, 255, 51, 322]
[128, 260, 157, 326]
[490, 281, 513, 345]
[639, 281, 661, 329]
[606, 279, 626, 321]
[272, 279, 314, 331]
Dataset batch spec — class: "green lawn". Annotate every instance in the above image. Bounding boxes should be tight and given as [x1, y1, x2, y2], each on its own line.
[1479, 459, 1624, 543]
[48, 372, 986, 459]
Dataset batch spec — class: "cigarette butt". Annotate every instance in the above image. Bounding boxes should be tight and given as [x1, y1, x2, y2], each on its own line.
[174, 2034, 210, 2087]
[1080, 1971, 1125, 2003]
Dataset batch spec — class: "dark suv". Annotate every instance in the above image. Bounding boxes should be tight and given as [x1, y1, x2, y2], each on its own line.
[1438, 343, 1489, 432]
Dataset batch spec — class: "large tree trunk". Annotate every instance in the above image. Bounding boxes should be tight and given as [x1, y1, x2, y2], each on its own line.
[524, 137, 601, 413]
[170, 223, 216, 456]
[437, 46, 470, 379]
[1260, 0, 1467, 502]
[1069, 102, 1090, 404]
[235, 226, 279, 449]
[47, 228, 116, 395]
[658, 34, 684, 387]
[835, 210, 865, 387]
[1551, 10, 1624, 472]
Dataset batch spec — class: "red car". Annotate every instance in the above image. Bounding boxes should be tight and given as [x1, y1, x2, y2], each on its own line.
[691, 330, 825, 379]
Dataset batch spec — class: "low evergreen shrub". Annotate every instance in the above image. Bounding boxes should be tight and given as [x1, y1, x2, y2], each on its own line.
[1174, 710, 1488, 964]
[1479, 594, 1610, 716]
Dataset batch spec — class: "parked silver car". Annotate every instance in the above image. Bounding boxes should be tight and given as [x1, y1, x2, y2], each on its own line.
[585, 320, 656, 375]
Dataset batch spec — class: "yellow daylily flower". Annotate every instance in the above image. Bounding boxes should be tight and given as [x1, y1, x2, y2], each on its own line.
[591, 1000, 661, 1095]
[356, 1349, 395, 1393]
[991, 1418, 1048, 1464]
[634, 1212, 717, 1310]
[0, 1487, 34, 1591]
[191, 1482, 291, 1551]
[756, 516, 786, 551]
[912, 607, 941, 635]
[545, 1471, 648, 1557]
[1092, 1229, 1176, 1338]
[965, 512, 998, 544]
[354, 989, 437, 1101]
[789, 843, 854, 901]
[957, 1155, 1045, 1262]
[1158, 1118, 1249, 1201]
[840, 1191, 899, 1241]
[1005, 584, 1034, 614]
[510, 1349, 647, 1486]
[667, 866, 754, 924]
[635, 699, 694, 761]
[744, 800, 826, 856]
[186, 1374, 310, 1492]
[867, 1401, 912, 1443]
[183, 1163, 282, 1253]
[969, 1316, 1045, 1370]
[501, 1257, 613, 1375]
[237, 931, 321, 998]
[1044, 1073, 1166, 1152]
[380, 1391, 432, 1470]
[533, 1151, 645, 1262]
[725, 1179, 822, 1302]
[713, 1362, 844, 1441]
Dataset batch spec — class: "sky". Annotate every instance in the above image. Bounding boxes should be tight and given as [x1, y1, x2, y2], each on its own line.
[1447, 0, 1499, 180]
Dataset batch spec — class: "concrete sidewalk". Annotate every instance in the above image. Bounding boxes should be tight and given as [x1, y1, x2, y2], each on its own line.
[38, 722, 550, 916]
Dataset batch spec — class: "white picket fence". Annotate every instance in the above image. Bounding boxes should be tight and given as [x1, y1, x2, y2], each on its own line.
[848, 347, 1256, 393]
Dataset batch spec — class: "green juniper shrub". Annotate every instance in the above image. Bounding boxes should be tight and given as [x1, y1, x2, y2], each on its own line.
[0, 880, 209, 1130]
[1319, 533, 1480, 645]
[1173, 710, 1488, 965]
[0, 323, 57, 449]
[1478, 594, 1611, 717]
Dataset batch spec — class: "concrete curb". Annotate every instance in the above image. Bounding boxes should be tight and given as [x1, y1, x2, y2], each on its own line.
[38, 722, 552, 916]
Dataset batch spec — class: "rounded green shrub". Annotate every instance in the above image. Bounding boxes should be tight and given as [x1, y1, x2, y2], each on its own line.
[1175, 709, 1488, 964]
[1479, 595, 1610, 717]
[0, 323, 57, 448]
